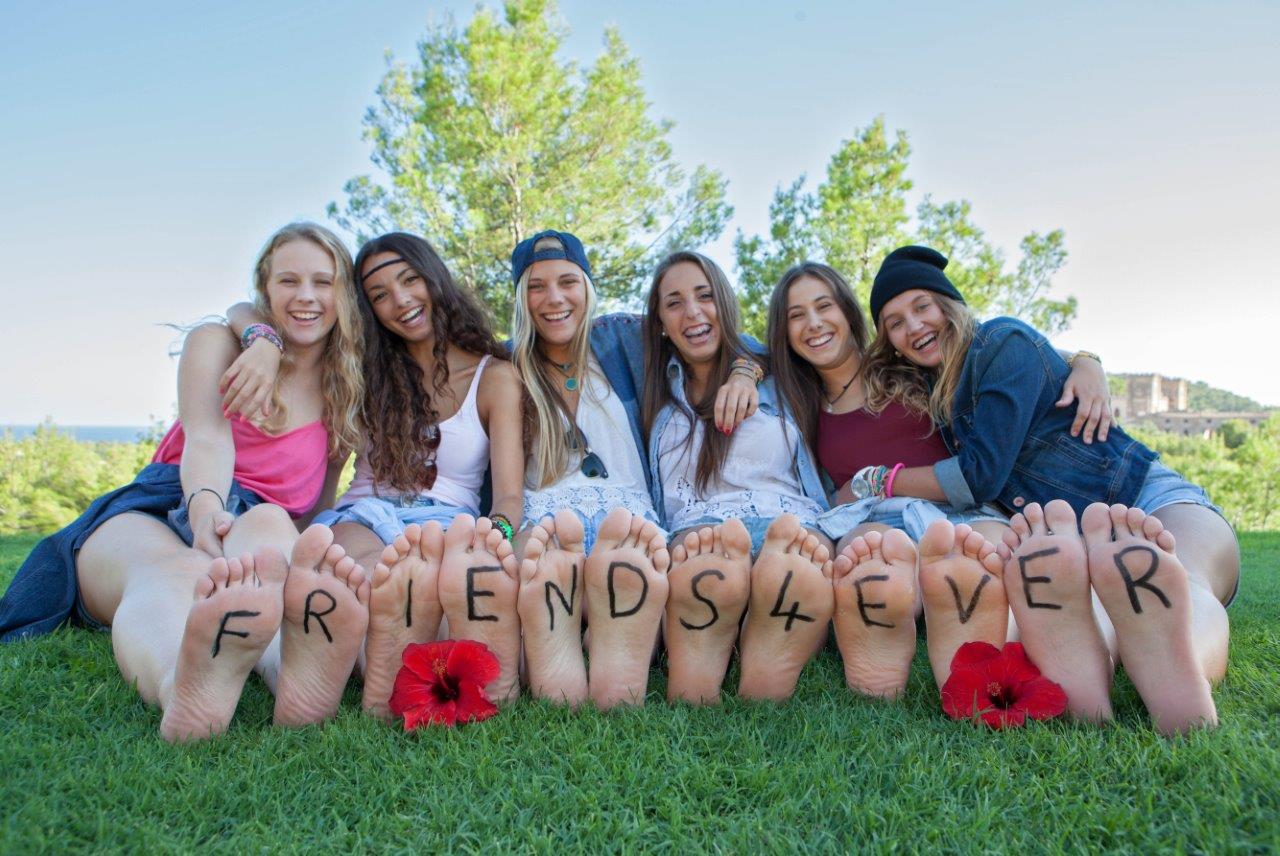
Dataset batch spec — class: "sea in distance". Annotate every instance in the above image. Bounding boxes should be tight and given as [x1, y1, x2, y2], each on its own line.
[3, 425, 152, 443]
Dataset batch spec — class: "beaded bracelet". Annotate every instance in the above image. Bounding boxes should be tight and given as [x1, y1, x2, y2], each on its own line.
[490, 514, 515, 542]
[241, 323, 284, 353]
[729, 357, 764, 385]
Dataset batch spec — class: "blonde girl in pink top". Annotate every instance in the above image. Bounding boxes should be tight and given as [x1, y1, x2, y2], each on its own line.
[0, 223, 368, 742]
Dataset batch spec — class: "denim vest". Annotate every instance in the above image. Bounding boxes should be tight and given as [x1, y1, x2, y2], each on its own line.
[647, 358, 830, 527]
[932, 317, 1156, 516]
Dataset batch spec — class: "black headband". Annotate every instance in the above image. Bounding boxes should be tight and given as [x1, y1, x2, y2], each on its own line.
[362, 255, 407, 279]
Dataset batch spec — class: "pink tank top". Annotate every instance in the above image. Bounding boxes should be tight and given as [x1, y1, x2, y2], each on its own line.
[152, 417, 329, 516]
[340, 355, 492, 510]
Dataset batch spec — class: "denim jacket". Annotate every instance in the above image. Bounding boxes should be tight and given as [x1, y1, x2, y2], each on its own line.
[933, 317, 1156, 516]
[647, 358, 830, 526]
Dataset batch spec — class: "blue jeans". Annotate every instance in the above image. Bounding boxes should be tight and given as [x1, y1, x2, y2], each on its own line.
[817, 496, 1007, 543]
[315, 496, 474, 545]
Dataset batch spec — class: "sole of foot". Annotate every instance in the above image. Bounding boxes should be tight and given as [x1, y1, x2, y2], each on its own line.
[665, 519, 752, 705]
[738, 514, 834, 702]
[832, 528, 918, 700]
[1082, 502, 1217, 734]
[919, 519, 1006, 692]
[438, 514, 521, 704]
[584, 507, 671, 709]
[275, 524, 369, 727]
[160, 549, 287, 742]
[517, 510, 589, 707]
[362, 522, 445, 720]
[1000, 500, 1113, 722]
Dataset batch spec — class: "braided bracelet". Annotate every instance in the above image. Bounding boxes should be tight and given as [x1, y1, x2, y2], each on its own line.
[241, 323, 283, 353]
[490, 514, 515, 541]
[729, 357, 764, 385]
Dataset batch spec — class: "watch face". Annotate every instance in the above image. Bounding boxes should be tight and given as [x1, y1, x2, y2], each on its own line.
[851, 476, 872, 500]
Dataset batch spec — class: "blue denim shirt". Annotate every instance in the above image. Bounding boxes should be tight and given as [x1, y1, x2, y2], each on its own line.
[933, 317, 1156, 516]
[647, 358, 830, 526]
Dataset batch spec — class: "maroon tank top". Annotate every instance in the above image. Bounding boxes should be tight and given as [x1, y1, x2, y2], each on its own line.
[817, 401, 949, 487]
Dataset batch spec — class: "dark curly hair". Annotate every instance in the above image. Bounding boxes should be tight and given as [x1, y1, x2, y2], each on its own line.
[353, 232, 507, 494]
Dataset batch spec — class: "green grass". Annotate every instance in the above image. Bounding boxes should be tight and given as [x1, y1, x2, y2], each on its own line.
[1, 533, 1277, 852]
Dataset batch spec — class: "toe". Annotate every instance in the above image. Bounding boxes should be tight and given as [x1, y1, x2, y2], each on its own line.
[720, 519, 751, 559]
[1080, 503, 1113, 551]
[292, 524, 336, 568]
[880, 528, 917, 566]
[918, 519, 955, 562]
[1043, 499, 1078, 536]
[1023, 503, 1047, 535]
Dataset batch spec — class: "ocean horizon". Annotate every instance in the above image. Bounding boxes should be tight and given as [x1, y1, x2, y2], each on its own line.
[3, 425, 153, 443]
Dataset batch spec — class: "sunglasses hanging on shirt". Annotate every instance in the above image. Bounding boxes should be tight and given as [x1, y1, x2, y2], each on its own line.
[568, 424, 608, 479]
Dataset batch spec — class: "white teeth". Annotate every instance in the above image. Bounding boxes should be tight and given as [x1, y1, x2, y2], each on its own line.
[291, 312, 320, 321]
[913, 333, 937, 350]
[806, 332, 833, 348]
[684, 323, 712, 340]
[399, 307, 424, 323]
[544, 310, 571, 322]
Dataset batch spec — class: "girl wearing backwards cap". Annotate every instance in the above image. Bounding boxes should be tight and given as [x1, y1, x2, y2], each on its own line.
[766, 260, 1110, 701]
[858, 245, 1235, 734]
[508, 230, 759, 710]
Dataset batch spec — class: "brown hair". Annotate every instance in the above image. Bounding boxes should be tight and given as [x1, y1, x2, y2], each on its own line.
[641, 251, 763, 494]
[765, 262, 870, 453]
[353, 232, 506, 493]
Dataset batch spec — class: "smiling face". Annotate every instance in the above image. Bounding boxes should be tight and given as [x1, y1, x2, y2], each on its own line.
[880, 288, 946, 368]
[360, 252, 433, 343]
[265, 239, 338, 348]
[785, 274, 858, 370]
[656, 261, 721, 367]
[525, 258, 587, 350]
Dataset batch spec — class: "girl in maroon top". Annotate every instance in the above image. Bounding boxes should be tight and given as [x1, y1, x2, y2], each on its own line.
[765, 261, 1110, 699]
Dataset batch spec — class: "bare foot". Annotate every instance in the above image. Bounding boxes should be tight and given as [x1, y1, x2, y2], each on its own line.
[439, 514, 521, 704]
[738, 515, 834, 702]
[831, 528, 918, 699]
[275, 524, 370, 727]
[1082, 503, 1217, 734]
[584, 507, 671, 709]
[1000, 501, 1113, 722]
[362, 522, 445, 720]
[517, 511, 588, 707]
[918, 519, 1006, 691]
[160, 550, 286, 742]
[665, 520, 752, 705]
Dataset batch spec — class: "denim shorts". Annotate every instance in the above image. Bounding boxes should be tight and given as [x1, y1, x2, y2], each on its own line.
[817, 496, 1008, 544]
[314, 496, 474, 546]
[1133, 461, 1222, 516]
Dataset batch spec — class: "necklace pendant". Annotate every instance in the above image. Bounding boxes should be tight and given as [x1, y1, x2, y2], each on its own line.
[564, 377, 578, 391]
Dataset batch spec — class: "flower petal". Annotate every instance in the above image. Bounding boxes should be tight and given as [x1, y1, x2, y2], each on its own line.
[949, 641, 1001, 674]
[993, 642, 1043, 683]
[447, 639, 502, 687]
[940, 667, 990, 720]
[1013, 676, 1069, 720]
[980, 706, 1026, 729]
[454, 679, 499, 724]
[400, 640, 456, 681]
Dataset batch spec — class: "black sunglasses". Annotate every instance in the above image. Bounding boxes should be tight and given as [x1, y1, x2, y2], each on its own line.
[568, 426, 608, 479]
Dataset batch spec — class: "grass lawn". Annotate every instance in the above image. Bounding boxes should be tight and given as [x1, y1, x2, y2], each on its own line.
[1, 532, 1277, 852]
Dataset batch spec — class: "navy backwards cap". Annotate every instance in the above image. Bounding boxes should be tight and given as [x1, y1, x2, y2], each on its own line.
[510, 229, 592, 286]
[869, 245, 964, 325]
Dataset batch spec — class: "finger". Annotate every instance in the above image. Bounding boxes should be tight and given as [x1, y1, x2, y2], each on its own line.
[1055, 380, 1075, 408]
[1070, 400, 1087, 436]
[219, 367, 237, 395]
[1082, 400, 1101, 444]
[1098, 408, 1112, 442]
[714, 387, 730, 432]
[732, 391, 750, 430]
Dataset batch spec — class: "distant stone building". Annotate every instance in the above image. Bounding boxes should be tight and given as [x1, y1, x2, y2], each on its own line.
[1113, 373, 1187, 422]
[1114, 373, 1271, 438]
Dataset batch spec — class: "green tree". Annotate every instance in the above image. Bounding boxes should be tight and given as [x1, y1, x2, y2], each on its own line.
[330, 0, 732, 326]
[734, 116, 1075, 339]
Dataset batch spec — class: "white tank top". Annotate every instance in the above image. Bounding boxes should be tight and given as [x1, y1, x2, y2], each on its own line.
[340, 355, 492, 511]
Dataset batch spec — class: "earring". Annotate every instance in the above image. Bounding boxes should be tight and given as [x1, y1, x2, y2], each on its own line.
[661, 330, 668, 338]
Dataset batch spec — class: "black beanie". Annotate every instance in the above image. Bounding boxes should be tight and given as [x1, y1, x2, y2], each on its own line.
[870, 245, 964, 326]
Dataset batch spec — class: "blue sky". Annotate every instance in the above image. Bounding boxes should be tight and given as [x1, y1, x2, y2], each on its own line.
[2, 0, 1276, 424]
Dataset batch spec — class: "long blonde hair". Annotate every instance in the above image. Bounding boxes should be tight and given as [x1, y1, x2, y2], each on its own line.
[862, 294, 975, 426]
[251, 222, 365, 459]
[510, 235, 599, 489]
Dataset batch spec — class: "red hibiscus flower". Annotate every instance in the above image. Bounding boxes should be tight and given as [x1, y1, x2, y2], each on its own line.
[940, 641, 1068, 729]
[388, 639, 501, 729]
